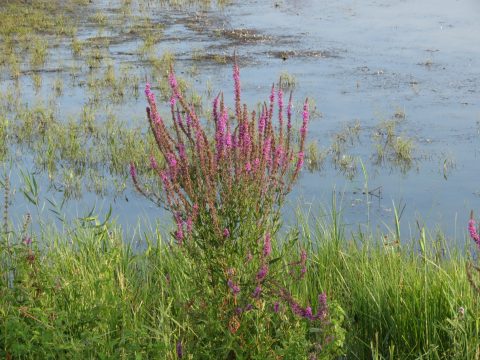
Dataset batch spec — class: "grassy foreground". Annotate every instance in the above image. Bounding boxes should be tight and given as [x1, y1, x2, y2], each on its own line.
[1, 211, 479, 359]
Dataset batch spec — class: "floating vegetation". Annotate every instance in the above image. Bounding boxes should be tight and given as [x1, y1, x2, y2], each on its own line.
[190, 51, 231, 65]
[441, 154, 456, 180]
[279, 71, 297, 90]
[305, 142, 327, 172]
[0, 89, 165, 199]
[218, 28, 272, 43]
[32, 73, 42, 92]
[90, 11, 108, 26]
[29, 37, 49, 68]
[372, 116, 415, 173]
[130, 18, 164, 54]
[52, 77, 64, 97]
[393, 106, 406, 120]
[331, 120, 361, 162]
[70, 36, 83, 57]
[337, 154, 358, 179]
[270, 50, 339, 61]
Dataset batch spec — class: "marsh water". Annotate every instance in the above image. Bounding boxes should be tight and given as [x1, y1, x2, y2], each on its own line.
[2, 0, 480, 242]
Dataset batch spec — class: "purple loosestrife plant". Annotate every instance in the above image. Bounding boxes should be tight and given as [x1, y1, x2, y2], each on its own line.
[130, 57, 344, 358]
[131, 58, 309, 251]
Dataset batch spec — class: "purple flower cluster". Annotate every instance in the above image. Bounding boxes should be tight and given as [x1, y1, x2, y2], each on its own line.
[236, 303, 254, 315]
[176, 340, 183, 358]
[279, 289, 329, 322]
[273, 302, 280, 313]
[469, 215, 480, 248]
[227, 279, 240, 295]
[131, 58, 320, 339]
[256, 264, 268, 282]
[263, 233, 272, 258]
[131, 57, 310, 247]
[252, 285, 262, 299]
[22, 237, 32, 246]
[223, 228, 230, 238]
[289, 248, 308, 279]
[301, 100, 309, 138]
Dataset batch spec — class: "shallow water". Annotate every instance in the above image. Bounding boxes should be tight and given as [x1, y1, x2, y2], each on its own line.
[2, 0, 480, 243]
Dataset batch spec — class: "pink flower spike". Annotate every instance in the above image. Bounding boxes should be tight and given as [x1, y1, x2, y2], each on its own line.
[169, 71, 178, 89]
[300, 100, 309, 138]
[129, 162, 137, 179]
[296, 151, 305, 172]
[186, 217, 193, 233]
[263, 233, 272, 258]
[304, 306, 313, 320]
[232, 134, 238, 149]
[145, 83, 151, 97]
[252, 286, 262, 298]
[287, 93, 293, 130]
[175, 221, 184, 245]
[178, 144, 186, 159]
[275, 146, 284, 167]
[263, 137, 272, 166]
[227, 279, 240, 295]
[256, 264, 268, 282]
[150, 155, 158, 170]
[278, 88, 284, 128]
[233, 62, 241, 102]
[258, 108, 266, 135]
[300, 266, 307, 278]
[253, 158, 260, 170]
[160, 171, 169, 189]
[216, 109, 228, 155]
[468, 217, 480, 247]
[169, 70, 181, 99]
[278, 88, 284, 111]
[269, 84, 275, 107]
[273, 302, 280, 313]
[223, 228, 230, 238]
[213, 95, 220, 123]
[167, 153, 177, 168]
[300, 249, 307, 263]
[225, 130, 232, 149]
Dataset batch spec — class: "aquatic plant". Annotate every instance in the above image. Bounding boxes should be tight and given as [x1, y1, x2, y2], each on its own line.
[130, 59, 345, 358]
[372, 117, 415, 173]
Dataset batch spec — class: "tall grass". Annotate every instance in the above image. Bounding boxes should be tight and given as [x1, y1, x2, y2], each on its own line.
[1, 207, 480, 358]
[298, 204, 480, 359]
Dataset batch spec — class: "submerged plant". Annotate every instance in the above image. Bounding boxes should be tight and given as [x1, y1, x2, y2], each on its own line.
[131, 58, 344, 358]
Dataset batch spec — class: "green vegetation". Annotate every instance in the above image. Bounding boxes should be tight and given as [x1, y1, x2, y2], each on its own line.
[1, 195, 479, 358]
[0, 91, 165, 198]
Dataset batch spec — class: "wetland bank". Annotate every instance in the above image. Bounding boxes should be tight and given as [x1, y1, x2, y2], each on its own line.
[1, 0, 480, 359]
